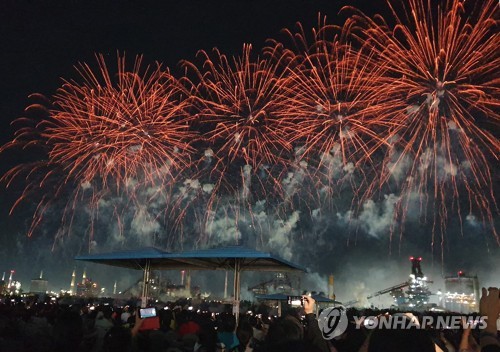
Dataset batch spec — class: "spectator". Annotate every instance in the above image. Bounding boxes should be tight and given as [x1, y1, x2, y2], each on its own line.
[121, 306, 132, 324]
[236, 321, 254, 352]
[217, 313, 240, 351]
[479, 287, 500, 352]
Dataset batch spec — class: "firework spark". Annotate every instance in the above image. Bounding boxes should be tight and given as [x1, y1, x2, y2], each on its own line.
[46, 53, 196, 188]
[1, 1, 498, 257]
[184, 44, 293, 198]
[1, 54, 197, 244]
[264, 18, 396, 213]
[346, 0, 500, 250]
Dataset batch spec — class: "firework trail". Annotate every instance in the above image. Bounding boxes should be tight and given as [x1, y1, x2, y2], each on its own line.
[183, 44, 294, 201]
[1, 1, 499, 259]
[1, 54, 197, 247]
[345, 0, 500, 253]
[47, 53, 196, 188]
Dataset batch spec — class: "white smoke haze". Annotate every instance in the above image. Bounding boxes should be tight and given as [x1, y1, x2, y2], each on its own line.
[202, 183, 214, 193]
[387, 151, 411, 183]
[130, 206, 160, 245]
[241, 164, 252, 200]
[266, 210, 300, 260]
[81, 181, 92, 190]
[466, 214, 479, 227]
[447, 120, 461, 132]
[402, 191, 426, 222]
[1, 127, 497, 307]
[320, 145, 342, 171]
[436, 155, 458, 178]
[282, 161, 308, 199]
[301, 271, 328, 295]
[204, 208, 242, 245]
[336, 194, 399, 238]
[460, 160, 472, 170]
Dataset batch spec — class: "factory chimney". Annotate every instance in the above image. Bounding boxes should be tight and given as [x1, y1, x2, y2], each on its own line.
[328, 274, 335, 300]
[70, 268, 76, 294]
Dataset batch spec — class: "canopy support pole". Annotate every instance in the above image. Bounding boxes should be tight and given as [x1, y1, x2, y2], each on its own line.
[141, 259, 151, 308]
[233, 259, 241, 323]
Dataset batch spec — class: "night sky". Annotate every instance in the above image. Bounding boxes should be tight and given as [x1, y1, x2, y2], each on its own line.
[0, 0, 498, 301]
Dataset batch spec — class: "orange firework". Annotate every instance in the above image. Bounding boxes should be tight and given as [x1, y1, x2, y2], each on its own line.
[1, 54, 197, 243]
[184, 44, 293, 197]
[347, 0, 500, 249]
[268, 19, 395, 210]
[44, 53, 196, 188]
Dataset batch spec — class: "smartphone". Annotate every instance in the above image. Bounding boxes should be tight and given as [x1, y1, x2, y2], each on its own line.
[287, 296, 303, 307]
[139, 307, 157, 319]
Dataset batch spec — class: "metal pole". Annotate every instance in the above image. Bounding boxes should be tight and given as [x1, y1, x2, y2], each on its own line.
[141, 260, 151, 308]
[224, 270, 228, 299]
[233, 260, 241, 323]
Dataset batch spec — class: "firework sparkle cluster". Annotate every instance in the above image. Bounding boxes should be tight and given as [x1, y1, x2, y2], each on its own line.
[1, 0, 498, 258]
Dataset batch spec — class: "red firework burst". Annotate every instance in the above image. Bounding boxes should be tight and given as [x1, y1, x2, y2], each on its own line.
[184, 44, 293, 196]
[44, 53, 196, 188]
[1, 54, 197, 241]
[267, 19, 396, 210]
[347, 0, 500, 248]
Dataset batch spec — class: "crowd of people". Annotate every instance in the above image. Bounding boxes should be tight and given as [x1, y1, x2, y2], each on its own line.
[0, 287, 498, 352]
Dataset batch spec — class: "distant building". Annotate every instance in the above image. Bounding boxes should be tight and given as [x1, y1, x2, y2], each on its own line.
[30, 270, 48, 295]
[443, 272, 479, 313]
[0, 280, 6, 295]
[76, 278, 100, 297]
[30, 279, 48, 294]
[249, 273, 296, 296]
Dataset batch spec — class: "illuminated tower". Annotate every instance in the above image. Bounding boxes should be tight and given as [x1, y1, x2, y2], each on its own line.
[8, 270, 14, 288]
[186, 270, 191, 296]
[70, 268, 76, 294]
[328, 274, 335, 299]
[82, 268, 87, 284]
[406, 257, 431, 308]
[113, 280, 117, 295]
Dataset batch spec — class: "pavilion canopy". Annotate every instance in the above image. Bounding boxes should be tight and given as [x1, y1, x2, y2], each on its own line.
[75, 245, 306, 272]
[75, 245, 307, 313]
[74, 247, 201, 271]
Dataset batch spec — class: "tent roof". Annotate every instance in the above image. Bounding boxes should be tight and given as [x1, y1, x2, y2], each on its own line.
[75, 247, 204, 270]
[75, 245, 307, 273]
[166, 246, 307, 272]
[255, 293, 290, 301]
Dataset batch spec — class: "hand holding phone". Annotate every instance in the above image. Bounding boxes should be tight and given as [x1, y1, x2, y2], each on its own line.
[287, 296, 303, 307]
[138, 307, 157, 319]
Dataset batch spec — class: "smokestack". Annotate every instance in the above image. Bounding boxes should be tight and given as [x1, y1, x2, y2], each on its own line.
[113, 280, 117, 295]
[8, 270, 14, 288]
[82, 268, 87, 284]
[70, 268, 76, 294]
[186, 270, 191, 297]
[328, 274, 335, 299]
[181, 270, 185, 285]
